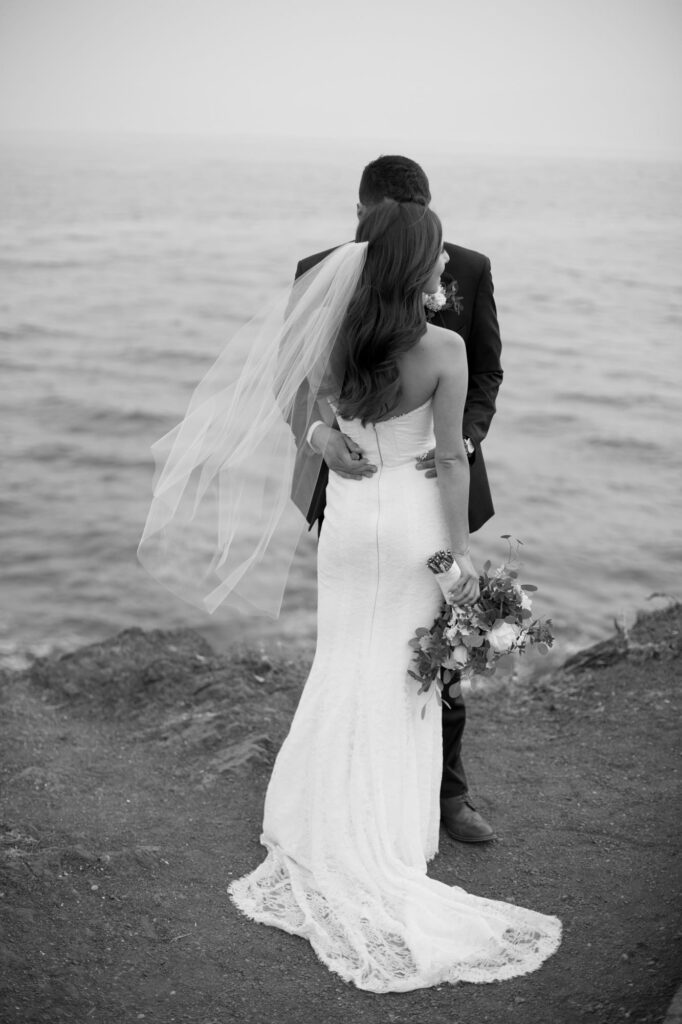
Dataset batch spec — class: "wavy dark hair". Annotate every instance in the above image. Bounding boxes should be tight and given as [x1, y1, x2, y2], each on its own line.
[334, 201, 442, 425]
[358, 155, 431, 206]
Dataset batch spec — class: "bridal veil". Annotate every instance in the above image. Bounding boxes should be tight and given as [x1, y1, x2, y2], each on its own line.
[138, 242, 368, 617]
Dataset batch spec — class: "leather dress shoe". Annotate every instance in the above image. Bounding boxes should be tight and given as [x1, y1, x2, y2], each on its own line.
[440, 798, 495, 843]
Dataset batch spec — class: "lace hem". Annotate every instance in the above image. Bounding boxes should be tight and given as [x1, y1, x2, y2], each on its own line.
[229, 847, 562, 994]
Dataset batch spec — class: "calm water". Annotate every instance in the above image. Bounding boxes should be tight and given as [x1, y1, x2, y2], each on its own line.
[2, 133, 681, 668]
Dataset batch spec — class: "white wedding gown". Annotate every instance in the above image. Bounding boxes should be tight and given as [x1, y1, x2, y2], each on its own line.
[229, 399, 561, 992]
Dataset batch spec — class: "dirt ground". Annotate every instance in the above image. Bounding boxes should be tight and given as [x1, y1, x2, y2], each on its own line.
[1, 604, 681, 1024]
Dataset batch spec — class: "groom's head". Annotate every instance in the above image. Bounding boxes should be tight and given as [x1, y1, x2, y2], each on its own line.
[357, 156, 431, 218]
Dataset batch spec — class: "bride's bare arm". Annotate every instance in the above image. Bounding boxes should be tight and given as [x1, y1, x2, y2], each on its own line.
[430, 330, 480, 604]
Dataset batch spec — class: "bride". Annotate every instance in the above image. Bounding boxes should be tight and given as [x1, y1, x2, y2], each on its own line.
[139, 200, 561, 993]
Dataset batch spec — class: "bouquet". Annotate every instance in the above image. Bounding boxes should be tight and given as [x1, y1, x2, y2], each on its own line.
[408, 537, 554, 714]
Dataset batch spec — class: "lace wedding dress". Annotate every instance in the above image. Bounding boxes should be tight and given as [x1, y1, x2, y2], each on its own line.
[229, 400, 561, 992]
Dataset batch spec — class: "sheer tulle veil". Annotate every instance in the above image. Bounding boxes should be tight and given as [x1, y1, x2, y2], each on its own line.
[137, 242, 368, 618]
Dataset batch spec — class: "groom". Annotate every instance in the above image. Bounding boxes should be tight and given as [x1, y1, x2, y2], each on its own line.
[292, 155, 503, 843]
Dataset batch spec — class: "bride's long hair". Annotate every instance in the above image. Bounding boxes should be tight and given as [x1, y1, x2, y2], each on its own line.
[335, 200, 442, 425]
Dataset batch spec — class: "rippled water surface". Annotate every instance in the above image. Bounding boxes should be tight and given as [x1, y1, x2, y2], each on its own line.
[2, 134, 681, 666]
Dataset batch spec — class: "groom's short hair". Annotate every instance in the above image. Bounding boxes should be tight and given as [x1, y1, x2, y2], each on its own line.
[359, 156, 431, 207]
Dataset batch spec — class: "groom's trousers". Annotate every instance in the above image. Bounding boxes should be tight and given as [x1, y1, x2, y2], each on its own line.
[441, 693, 468, 800]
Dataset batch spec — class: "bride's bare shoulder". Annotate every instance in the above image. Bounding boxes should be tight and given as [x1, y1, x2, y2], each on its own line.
[421, 323, 466, 365]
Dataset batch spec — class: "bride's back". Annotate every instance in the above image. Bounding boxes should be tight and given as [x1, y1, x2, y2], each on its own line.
[336, 396, 435, 467]
[370, 323, 454, 423]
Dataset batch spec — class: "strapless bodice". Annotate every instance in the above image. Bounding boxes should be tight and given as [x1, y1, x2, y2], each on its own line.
[335, 398, 435, 468]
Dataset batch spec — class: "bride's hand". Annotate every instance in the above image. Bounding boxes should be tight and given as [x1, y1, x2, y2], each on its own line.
[448, 553, 480, 605]
[311, 425, 377, 480]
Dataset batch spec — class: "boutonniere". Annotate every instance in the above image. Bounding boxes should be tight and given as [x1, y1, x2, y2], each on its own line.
[423, 278, 464, 320]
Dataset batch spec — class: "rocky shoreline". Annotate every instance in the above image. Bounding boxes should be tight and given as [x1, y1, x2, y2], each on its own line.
[1, 604, 680, 1023]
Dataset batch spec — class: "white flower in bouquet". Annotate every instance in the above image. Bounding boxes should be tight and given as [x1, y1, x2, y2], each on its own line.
[514, 582, 533, 611]
[444, 613, 471, 645]
[451, 645, 470, 667]
[442, 644, 469, 671]
[486, 621, 519, 654]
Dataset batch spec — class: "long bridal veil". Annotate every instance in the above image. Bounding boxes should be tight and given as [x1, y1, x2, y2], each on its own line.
[138, 242, 368, 617]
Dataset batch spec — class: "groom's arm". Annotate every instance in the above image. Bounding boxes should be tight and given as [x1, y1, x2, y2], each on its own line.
[463, 256, 503, 447]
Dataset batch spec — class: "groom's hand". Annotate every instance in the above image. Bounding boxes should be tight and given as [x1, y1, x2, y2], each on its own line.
[310, 424, 377, 480]
[415, 448, 437, 478]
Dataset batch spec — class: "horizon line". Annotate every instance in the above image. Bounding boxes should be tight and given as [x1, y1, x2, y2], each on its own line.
[1, 127, 680, 164]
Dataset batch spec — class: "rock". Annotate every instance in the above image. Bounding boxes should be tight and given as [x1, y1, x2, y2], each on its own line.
[201, 734, 271, 784]
[60, 844, 101, 868]
[563, 602, 681, 673]
[132, 846, 162, 868]
[563, 635, 627, 672]
[25, 627, 220, 709]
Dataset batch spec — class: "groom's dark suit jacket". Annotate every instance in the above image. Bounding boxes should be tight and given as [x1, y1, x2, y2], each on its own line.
[291, 241, 503, 534]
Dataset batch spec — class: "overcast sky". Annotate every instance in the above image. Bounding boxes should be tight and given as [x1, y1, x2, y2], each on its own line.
[1, 0, 680, 157]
